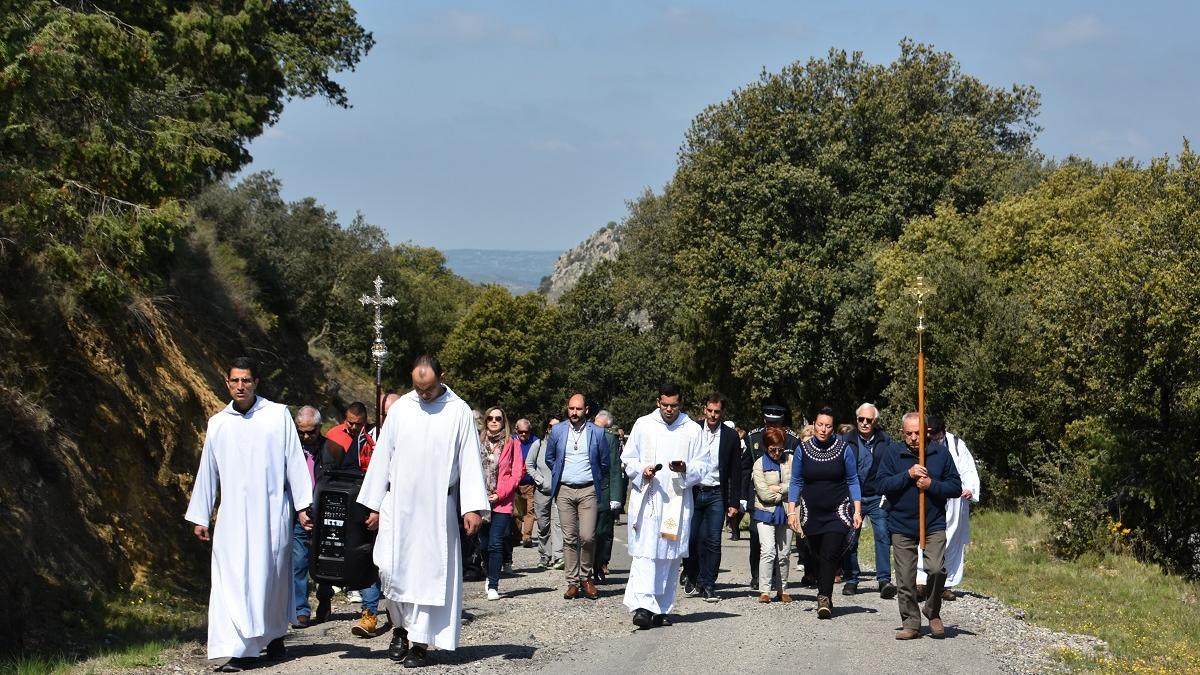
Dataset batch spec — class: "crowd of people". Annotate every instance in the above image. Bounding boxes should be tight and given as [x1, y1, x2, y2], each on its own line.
[185, 354, 981, 671]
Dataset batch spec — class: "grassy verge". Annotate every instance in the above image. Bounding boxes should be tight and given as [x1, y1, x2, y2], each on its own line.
[0, 586, 206, 675]
[850, 510, 1200, 673]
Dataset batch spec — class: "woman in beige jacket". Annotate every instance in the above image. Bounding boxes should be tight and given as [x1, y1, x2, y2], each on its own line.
[752, 427, 794, 603]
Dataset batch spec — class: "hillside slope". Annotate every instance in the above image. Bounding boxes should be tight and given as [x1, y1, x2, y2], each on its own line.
[0, 225, 373, 654]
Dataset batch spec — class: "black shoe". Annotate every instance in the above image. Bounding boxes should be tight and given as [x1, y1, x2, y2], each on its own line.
[215, 658, 255, 672]
[265, 637, 285, 661]
[652, 613, 672, 627]
[842, 582, 858, 596]
[389, 627, 411, 662]
[402, 644, 428, 668]
[701, 587, 719, 603]
[632, 608, 654, 629]
[683, 579, 696, 596]
[749, 577, 759, 592]
[880, 581, 897, 599]
[679, 570, 687, 586]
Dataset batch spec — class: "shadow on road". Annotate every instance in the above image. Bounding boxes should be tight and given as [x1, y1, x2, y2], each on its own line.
[503, 586, 555, 598]
[672, 611, 739, 624]
[437, 643, 537, 664]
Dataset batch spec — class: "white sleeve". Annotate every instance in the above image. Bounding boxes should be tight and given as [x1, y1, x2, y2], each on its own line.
[358, 414, 394, 511]
[958, 439, 981, 503]
[621, 422, 646, 490]
[184, 430, 219, 526]
[457, 411, 491, 516]
[282, 413, 312, 512]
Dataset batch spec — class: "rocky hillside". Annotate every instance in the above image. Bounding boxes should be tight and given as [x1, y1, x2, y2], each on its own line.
[0, 225, 373, 654]
[538, 222, 625, 301]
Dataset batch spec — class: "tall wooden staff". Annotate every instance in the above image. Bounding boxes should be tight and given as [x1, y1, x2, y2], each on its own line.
[906, 276, 935, 548]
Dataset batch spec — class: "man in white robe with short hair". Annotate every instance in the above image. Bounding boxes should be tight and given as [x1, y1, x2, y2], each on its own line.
[621, 383, 710, 629]
[186, 356, 313, 672]
[917, 417, 981, 600]
[359, 355, 489, 668]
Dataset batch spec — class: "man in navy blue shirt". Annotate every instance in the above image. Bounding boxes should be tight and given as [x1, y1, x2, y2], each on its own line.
[876, 412, 962, 640]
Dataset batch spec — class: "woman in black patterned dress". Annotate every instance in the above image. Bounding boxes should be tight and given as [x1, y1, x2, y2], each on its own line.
[786, 406, 862, 618]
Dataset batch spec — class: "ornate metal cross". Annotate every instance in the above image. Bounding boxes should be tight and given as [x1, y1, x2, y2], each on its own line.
[359, 276, 397, 425]
[905, 275, 937, 334]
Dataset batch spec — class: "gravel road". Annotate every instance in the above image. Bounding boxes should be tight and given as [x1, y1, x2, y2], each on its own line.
[153, 523, 1107, 674]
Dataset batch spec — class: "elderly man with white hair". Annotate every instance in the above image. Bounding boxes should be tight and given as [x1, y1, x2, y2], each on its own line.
[839, 402, 897, 599]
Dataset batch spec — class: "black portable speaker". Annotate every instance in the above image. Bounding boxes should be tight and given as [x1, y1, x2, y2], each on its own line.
[310, 469, 378, 589]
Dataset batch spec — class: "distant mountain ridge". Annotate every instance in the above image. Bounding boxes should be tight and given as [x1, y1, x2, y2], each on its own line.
[441, 249, 561, 294]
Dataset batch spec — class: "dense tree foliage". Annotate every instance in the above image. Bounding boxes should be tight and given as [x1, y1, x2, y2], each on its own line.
[193, 173, 479, 384]
[440, 287, 563, 419]
[0, 0, 373, 306]
[668, 41, 1040, 416]
[876, 150, 1200, 575]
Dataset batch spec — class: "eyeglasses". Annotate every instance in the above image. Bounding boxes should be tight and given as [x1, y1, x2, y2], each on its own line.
[486, 415, 503, 421]
[298, 428, 319, 436]
[227, 378, 254, 385]
[767, 446, 785, 453]
[516, 429, 530, 435]
[857, 416, 876, 424]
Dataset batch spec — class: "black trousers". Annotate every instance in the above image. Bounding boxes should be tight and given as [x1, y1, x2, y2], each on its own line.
[594, 508, 615, 571]
[807, 531, 846, 598]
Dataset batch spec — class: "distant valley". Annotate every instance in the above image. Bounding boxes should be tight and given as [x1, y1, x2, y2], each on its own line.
[442, 249, 562, 294]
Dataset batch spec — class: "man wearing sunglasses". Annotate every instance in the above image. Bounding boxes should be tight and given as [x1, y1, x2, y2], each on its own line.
[840, 403, 897, 599]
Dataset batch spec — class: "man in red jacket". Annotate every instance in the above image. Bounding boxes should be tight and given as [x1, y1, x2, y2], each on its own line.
[318, 402, 386, 638]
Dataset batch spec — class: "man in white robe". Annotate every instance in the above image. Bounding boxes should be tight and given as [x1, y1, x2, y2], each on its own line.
[359, 355, 489, 668]
[917, 419, 981, 598]
[185, 357, 313, 671]
[621, 383, 710, 628]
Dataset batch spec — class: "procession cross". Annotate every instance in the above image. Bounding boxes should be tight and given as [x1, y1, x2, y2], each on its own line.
[905, 275, 936, 548]
[359, 276, 398, 428]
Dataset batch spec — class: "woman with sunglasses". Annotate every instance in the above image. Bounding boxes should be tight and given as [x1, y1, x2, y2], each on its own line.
[751, 427, 794, 603]
[478, 406, 526, 600]
[786, 406, 862, 619]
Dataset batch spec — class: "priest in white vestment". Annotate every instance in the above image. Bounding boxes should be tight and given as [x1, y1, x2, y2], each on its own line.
[918, 425, 981, 593]
[185, 358, 313, 667]
[621, 383, 710, 628]
[359, 356, 489, 666]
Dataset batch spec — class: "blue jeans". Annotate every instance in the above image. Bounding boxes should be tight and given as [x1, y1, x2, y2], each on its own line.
[843, 495, 891, 582]
[683, 487, 725, 590]
[292, 520, 311, 617]
[486, 512, 513, 590]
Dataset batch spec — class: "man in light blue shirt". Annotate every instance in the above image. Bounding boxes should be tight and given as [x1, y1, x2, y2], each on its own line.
[544, 393, 610, 600]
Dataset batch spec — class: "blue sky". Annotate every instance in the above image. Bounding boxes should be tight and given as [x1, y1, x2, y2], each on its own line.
[241, 1, 1200, 251]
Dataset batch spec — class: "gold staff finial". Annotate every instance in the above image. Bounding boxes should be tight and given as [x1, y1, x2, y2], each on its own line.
[905, 275, 937, 333]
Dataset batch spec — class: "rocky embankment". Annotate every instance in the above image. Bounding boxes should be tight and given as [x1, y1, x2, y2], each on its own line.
[538, 222, 624, 302]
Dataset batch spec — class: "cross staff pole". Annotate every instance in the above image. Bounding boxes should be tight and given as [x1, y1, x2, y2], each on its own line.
[359, 276, 397, 429]
[906, 276, 936, 549]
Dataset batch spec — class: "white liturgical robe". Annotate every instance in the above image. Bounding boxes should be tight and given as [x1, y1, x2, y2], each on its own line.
[621, 409, 709, 614]
[918, 431, 981, 587]
[184, 396, 312, 660]
[358, 385, 490, 650]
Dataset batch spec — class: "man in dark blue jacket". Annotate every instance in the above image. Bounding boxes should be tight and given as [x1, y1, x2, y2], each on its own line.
[876, 412, 962, 640]
[840, 403, 896, 599]
[544, 393, 610, 601]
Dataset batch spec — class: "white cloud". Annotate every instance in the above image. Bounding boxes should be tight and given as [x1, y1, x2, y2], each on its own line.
[424, 10, 552, 48]
[1036, 15, 1105, 50]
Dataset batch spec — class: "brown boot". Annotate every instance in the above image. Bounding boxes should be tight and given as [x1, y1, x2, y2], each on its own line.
[583, 579, 600, 600]
[563, 584, 579, 600]
[929, 617, 945, 638]
[816, 595, 832, 619]
[758, 592, 772, 603]
[777, 591, 793, 604]
[351, 608, 378, 637]
[895, 627, 921, 640]
[942, 589, 956, 601]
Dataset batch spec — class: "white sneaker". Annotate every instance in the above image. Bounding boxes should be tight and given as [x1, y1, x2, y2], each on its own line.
[345, 590, 362, 603]
[486, 588, 500, 601]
